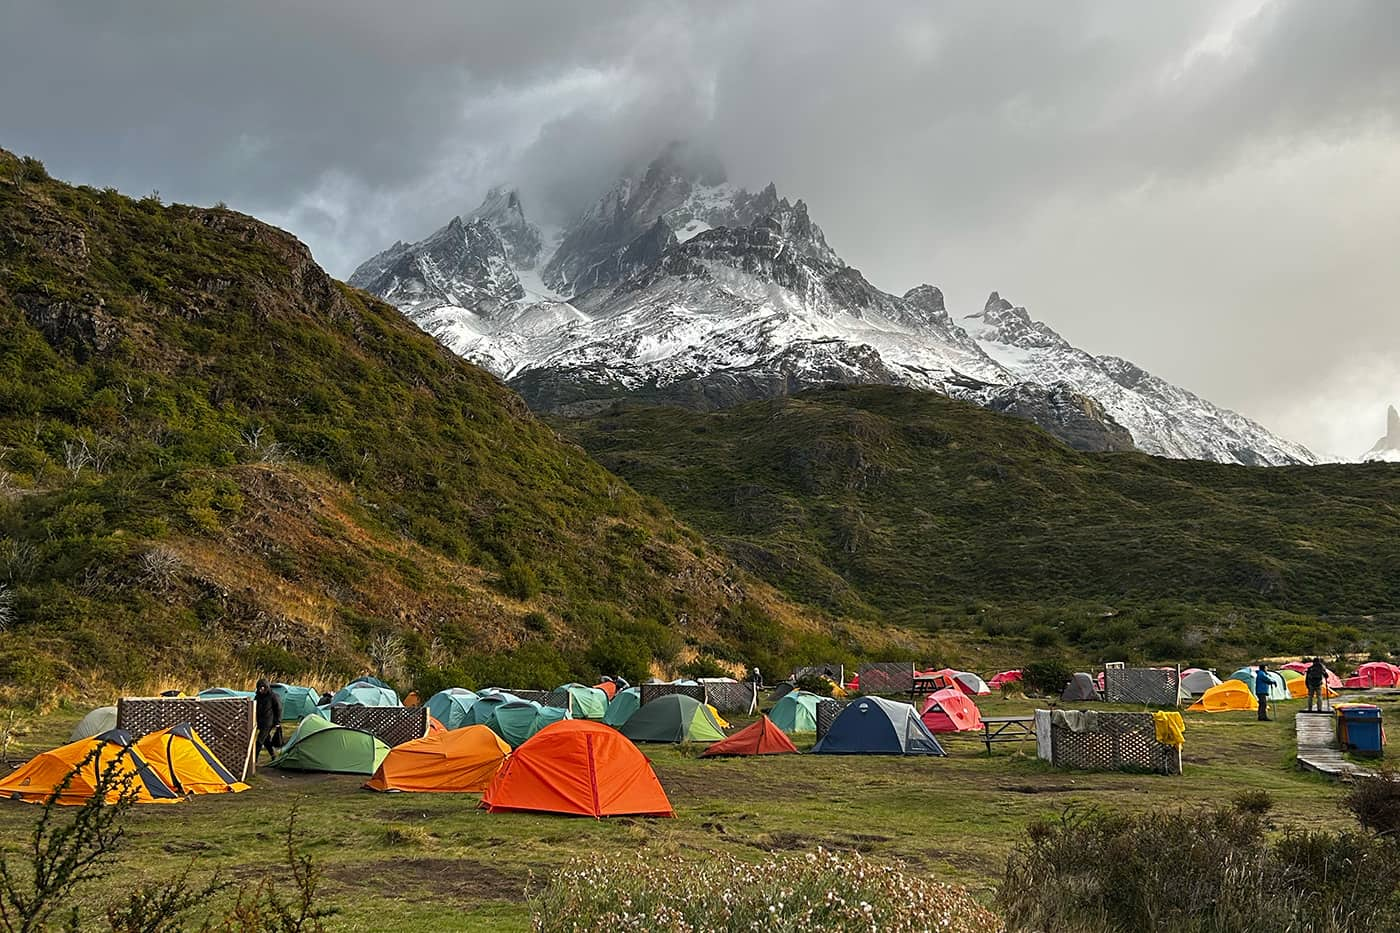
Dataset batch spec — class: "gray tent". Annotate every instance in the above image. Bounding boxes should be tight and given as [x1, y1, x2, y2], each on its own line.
[1060, 672, 1101, 702]
[70, 706, 119, 742]
[1181, 669, 1222, 696]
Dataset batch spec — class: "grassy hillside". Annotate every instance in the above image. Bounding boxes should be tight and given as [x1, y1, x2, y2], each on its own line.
[0, 150, 877, 705]
[562, 386, 1400, 668]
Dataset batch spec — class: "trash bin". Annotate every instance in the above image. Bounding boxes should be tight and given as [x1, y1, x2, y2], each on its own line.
[1336, 704, 1384, 757]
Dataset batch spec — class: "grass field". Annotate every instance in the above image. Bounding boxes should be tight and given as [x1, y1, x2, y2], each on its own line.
[0, 694, 1372, 931]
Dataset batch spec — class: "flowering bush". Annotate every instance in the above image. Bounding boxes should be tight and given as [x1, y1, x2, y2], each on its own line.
[531, 847, 1000, 932]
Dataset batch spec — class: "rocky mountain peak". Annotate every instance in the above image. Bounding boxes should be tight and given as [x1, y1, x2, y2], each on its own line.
[467, 186, 541, 269]
[964, 292, 1069, 351]
[1364, 404, 1400, 462]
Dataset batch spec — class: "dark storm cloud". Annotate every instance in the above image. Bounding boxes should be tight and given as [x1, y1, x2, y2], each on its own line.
[1, 0, 1396, 457]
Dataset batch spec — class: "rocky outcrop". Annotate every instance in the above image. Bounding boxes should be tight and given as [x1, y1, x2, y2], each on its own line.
[1363, 405, 1400, 463]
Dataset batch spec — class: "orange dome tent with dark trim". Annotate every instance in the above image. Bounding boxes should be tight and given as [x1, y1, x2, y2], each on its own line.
[481, 720, 673, 818]
[365, 725, 510, 793]
[0, 730, 183, 805]
[700, 716, 798, 757]
[135, 724, 248, 795]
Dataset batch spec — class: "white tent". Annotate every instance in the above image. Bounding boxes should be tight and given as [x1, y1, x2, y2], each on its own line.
[1181, 669, 1221, 696]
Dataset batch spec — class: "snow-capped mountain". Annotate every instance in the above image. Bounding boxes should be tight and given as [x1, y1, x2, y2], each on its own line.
[349, 143, 1314, 465]
[963, 293, 1317, 465]
[1363, 406, 1400, 463]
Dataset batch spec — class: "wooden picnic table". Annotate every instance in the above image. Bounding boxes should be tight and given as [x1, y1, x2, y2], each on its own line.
[980, 715, 1035, 755]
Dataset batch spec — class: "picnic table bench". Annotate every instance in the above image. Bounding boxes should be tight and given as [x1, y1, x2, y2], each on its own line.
[980, 715, 1035, 755]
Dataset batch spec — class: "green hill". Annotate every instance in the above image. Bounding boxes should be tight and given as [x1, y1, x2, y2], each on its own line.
[562, 386, 1400, 667]
[0, 150, 866, 705]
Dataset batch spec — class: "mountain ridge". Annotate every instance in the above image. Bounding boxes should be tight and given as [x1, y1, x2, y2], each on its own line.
[352, 142, 1315, 466]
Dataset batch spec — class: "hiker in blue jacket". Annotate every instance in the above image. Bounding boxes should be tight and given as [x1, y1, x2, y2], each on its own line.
[1254, 663, 1273, 722]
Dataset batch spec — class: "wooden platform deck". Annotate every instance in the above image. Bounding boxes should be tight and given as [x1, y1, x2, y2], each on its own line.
[1296, 712, 1371, 780]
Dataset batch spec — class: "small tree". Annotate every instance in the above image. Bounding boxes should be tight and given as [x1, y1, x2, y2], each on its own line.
[1021, 659, 1072, 698]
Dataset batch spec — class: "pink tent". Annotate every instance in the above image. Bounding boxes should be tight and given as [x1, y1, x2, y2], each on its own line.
[989, 670, 1022, 688]
[928, 668, 991, 696]
[920, 689, 983, 733]
[1343, 662, 1400, 689]
[1280, 662, 1343, 689]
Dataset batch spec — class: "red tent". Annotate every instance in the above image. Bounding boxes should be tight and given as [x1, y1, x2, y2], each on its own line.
[1343, 662, 1400, 689]
[988, 669, 1022, 688]
[1280, 662, 1343, 689]
[593, 681, 618, 699]
[920, 688, 983, 733]
[481, 720, 673, 818]
[700, 716, 798, 757]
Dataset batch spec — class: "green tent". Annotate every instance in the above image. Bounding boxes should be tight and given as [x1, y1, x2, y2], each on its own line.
[329, 682, 400, 707]
[272, 683, 322, 721]
[603, 687, 641, 727]
[619, 694, 726, 743]
[770, 690, 822, 734]
[486, 701, 570, 748]
[425, 688, 479, 730]
[198, 687, 256, 700]
[270, 714, 389, 775]
[555, 683, 609, 720]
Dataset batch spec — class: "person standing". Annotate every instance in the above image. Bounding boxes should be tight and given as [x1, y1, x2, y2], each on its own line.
[1305, 657, 1327, 713]
[1254, 664, 1273, 722]
[254, 679, 283, 762]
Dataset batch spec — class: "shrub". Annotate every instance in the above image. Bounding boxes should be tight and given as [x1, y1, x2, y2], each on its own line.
[532, 849, 999, 933]
[1343, 771, 1400, 837]
[1021, 659, 1072, 698]
[678, 655, 730, 679]
[1001, 804, 1400, 932]
[500, 561, 541, 600]
[1231, 789, 1274, 816]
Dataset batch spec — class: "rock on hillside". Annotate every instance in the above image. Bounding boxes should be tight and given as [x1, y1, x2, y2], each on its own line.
[1363, 405, 1400, 463]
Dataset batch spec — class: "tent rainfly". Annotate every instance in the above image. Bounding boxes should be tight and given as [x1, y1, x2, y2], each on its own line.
[482, 720, 673, 818]
[603, 687, 641, 727]
[701, 716, 798, 757]
[920, 688, 983, 734]
[620, 695, 726, 744]
[69, 706, 118, 742]
[812, 696, 946, 756]
[365, 725, 510, 793]
[270, 715, 389, 775]
[0, 730, 183, 805]
[770, 690, 823, 734]
[1188, 679, 1258, 713]
[424, 688, 480, 730]
[271, 684, 322, 721]
[1061, 673, 1101, 702]
[135, 724, 248, 795]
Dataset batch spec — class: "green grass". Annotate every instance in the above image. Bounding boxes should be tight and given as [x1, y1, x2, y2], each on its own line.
[560, 387, 1400, 666]
[0, 696, 1357, 931]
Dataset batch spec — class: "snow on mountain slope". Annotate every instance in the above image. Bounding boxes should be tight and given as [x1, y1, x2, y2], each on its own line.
[350, 143, 1314, 465]
[964, 293, 1316, 465]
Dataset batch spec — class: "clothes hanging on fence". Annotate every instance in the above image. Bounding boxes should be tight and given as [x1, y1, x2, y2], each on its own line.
[1051, 710, 1099, 732]
[1152, 711, 1186, 748]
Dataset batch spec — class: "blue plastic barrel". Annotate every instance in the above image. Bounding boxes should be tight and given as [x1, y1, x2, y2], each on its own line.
[1337, 705, 1384, 756]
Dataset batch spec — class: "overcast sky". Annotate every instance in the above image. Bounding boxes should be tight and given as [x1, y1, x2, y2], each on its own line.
[3, 0, 1396, 459]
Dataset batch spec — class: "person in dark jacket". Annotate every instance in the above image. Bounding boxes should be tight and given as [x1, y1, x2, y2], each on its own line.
[254, 679, 283, 762]
[1254, 664, 1273, 722]
[1305, 657, 1328, 713]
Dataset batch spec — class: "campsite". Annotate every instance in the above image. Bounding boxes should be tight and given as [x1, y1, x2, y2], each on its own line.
[0, 663, 1388, 931]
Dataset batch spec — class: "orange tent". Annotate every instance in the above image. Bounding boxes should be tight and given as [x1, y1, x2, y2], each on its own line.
[593, 681, 618, 700]
[135, 724, 248, 795]
[481, 720, 673, 818]
[1188, 679, 1257, 713]
[365, 725, 510, 793]
[701, 716, 798, 757]
[0, 730, 183, 805]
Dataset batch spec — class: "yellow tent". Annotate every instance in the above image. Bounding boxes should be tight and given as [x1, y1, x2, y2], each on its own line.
[1279, 669, 1337, 700]
[135, 725, 249, 795]
[1188, 679, 1257, 713]
[0, 730, 183, 805]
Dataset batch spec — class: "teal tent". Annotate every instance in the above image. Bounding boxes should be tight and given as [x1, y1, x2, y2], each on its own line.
[603, 687, 641, 727]
[271, 683, 321, 721]
[485, 701, 571, 748]
[330, 682, 400, 707]
[463, 691, 519, 726]
[270, 715, 389, 774]
[198, 687, 256, 700]
[425, 688, 479, 730]
[620, 694, 726, 743]
[1228, 667, 1288, 702]
[554, 683, 609, 720]
[770, 691, 822, 734]
[812, 696, 946, 756]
